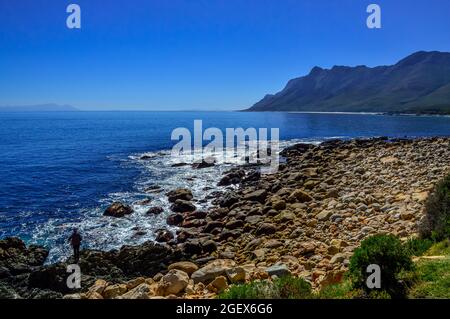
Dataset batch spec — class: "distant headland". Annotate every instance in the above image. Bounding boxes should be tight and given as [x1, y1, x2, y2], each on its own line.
[246, 51, 450, 115]
[0, 104, 78, 112]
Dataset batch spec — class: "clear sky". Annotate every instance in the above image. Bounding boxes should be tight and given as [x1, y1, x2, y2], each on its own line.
[1, 0, 450, 111]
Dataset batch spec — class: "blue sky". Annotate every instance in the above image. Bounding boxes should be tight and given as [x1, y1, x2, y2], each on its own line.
[1, 0, 450, 111]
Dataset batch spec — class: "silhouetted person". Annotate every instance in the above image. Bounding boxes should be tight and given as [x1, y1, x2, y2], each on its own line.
[68, 229, 82, 263]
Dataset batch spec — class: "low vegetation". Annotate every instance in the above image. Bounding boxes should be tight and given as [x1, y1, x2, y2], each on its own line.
[219, 276, 313, 299]
[419, 173, 450, 241]
[408, 241, 450, 299]
[348, 234, 414, 298]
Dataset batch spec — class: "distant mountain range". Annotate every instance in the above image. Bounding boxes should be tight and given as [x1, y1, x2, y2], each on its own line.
[0, 104, 78, 112]
[246, 51, 450, 114]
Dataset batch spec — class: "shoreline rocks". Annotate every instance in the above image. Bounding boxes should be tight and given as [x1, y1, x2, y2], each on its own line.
[2, 137, 450, 299]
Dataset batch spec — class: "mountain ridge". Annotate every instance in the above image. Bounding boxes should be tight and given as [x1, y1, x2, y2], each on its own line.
[246, 51, 450, 114]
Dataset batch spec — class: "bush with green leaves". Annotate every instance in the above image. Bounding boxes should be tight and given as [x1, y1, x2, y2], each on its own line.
[219, 276, 312, 299]
[348, 234, 414, 298]
[404, 237, 434, 256]
[419, 173, 450, 241]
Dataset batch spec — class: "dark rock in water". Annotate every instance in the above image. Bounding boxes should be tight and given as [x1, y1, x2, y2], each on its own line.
[103, 202, 133, 218]
[132, 230, 147, 238]
[155, 229, 174, 243]
[144, 185, 162, 193]
[139, 154, 154, 160]
[219, 192, 240, 208]
[192, 158, 215, 169]
[170, 199, 196, 213]
[146, 206, 164, 215]
[135, 198, 152, 205]
[167, 213, 184, 226]
[218, 169, 245, 186]
[171, 162, 188, 167]
[166, 188, 193, 202]
[243, 189, 267, 203]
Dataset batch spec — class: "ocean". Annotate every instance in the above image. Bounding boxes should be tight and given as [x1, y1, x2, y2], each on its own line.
[1, 111, 450, 262]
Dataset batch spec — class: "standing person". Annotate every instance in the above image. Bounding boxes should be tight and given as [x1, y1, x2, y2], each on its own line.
[68, 229, 82, 263]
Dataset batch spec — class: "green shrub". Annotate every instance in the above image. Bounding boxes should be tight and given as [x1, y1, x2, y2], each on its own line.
[348, 234, 414, 298]
[419, 174, 450, 241]
[274, 275, 312, 299]
[404, 238, 434, 256]
[316, 280, 355, 299]
[219, 276, 312, 299]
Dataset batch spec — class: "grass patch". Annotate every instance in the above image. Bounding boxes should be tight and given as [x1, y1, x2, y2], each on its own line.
[408, 257, 450, 298]
[424, 239, 450, 256]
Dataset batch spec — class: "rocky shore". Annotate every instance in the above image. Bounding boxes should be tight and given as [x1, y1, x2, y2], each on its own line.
[1, 137, 449, 299]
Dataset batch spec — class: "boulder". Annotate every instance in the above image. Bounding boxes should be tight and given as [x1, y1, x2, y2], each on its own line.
[243, 189, 267, 203]
[146, 207, 164, 215]
[125, 277, 146, 290]
[225, 219, 245, 230]
[156, 269, 189, 296]
[265, 264, 291, 277]
[316, 210, 332, 221]
[255, 223, 277, 236]
[170, 199, 196, 213]
[225, 267, 246, 283]
[167, 188, 193, 203]
[208, 275, 228, 293]
[104, 202, 133, 218]
[288, 190, 313, 203]
[272, 200, 287, 211]
[191, 259, 236, 284]
[167, 213, 184, 226]
[155, 229, 174, 243]
[119, 283, 153, 299]
[330, 253, 346, 265]
[88, 279, 108, 295]
[201, 240, 218, 253]
[219, 192, 240, 208]
[103, 284, 128, 299]
[168, 261, 199, 276]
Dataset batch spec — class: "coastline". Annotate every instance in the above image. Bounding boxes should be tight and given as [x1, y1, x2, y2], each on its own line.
[1, 136, 450, 299]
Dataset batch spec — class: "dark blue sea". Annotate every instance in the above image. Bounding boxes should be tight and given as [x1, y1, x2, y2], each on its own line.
[1, 111, 450, 262]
